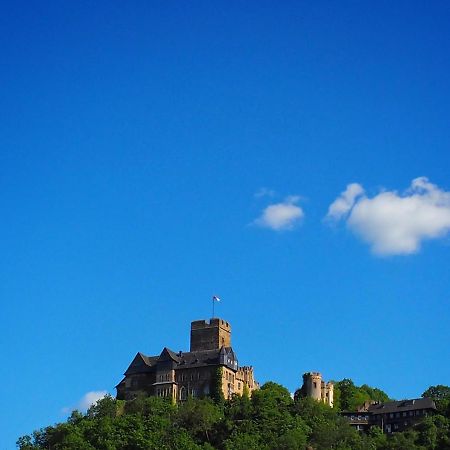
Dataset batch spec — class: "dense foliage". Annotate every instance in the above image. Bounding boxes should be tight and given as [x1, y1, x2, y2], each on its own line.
[18, 382, 450, 450]
[332, 378, 391, 412]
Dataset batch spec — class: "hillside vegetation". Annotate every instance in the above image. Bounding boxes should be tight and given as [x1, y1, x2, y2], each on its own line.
[18, 382, 450, 450]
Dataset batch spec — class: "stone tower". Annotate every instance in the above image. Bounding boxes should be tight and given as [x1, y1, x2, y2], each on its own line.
[303, 372, 322, 400]
[301, 372, 334, 407]
[323, 381, 334, 408]
[190, 318, 231, 351]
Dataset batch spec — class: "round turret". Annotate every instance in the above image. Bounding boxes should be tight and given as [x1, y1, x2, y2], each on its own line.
[302, 372, 322, 401]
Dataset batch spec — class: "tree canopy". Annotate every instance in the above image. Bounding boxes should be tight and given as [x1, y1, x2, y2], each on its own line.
[331, 378, 390, 412]
[17, 382, 450, 450]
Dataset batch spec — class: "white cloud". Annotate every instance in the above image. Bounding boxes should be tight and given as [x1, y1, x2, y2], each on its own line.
[62, 390, 108, 414]
[327, 177, 450, 255]
[326, 183, 364, 220]
[254, 196, 304, 230]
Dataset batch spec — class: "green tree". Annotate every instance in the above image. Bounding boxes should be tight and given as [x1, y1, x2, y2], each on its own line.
[175, 397, 222, 444]
[334, 379, 390, 412]
[360, 384, 390, 403]
[335, 379, 359, 411]
[223, 431, 263, 450]
[250, 382, 312, 450]
[384, 430, 421, 450]
[423, 385, 450, 417]
[415, 416, 438, 449]
[86, 394, 122, 419]
[211, 367, 225, 405]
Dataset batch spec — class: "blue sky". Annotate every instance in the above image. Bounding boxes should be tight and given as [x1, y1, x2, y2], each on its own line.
[1, 1, 450, 447]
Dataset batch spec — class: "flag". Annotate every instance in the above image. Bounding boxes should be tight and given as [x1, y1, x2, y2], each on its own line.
[212, 295, 221, 302]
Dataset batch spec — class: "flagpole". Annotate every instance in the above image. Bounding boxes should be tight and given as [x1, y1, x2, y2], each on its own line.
[212, 295, 220, 318]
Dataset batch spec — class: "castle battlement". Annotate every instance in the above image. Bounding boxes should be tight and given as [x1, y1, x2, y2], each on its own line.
[190, 318, 231, 352]
[191, 318, 231, 330]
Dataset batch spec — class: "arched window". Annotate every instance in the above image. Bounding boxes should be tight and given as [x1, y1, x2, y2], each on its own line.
[179, 386, 187, 401]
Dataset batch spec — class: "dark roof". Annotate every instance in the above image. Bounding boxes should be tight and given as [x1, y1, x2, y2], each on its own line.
[124, 346, 237, 375]
[368, 398, 436, 415]
[140, 353, 159, 366]
[178, 348, 225, 367]
[159, 347, 181, 363]
[124, 352, 159, 375]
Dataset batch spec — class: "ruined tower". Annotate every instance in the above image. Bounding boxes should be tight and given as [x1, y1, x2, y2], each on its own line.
[190, 318, 231, 351]
[303, 372, 322, 400]
[323, 381, 334, 408]
[302, 372, 334, 407]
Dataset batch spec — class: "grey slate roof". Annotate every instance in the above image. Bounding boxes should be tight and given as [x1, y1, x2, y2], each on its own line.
[368, 398, 436, 415]
[124, 346, 237, 376]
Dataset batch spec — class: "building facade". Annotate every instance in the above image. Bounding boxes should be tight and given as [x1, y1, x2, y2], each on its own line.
[368, 398, 436, 433]
[116, 318, 258, 402]
[342, 398, 437, 433]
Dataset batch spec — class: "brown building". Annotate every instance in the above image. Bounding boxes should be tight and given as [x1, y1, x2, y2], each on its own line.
[368, 398, 436, 433]
[342, 398, 436, 433]
[116, 318, 258, 402]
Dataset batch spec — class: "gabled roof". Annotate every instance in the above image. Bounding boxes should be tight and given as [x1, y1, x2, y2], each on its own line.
[123, 346, 238, 374]
[368, 398, 436, 415]
[124, 352, 158, 375]
[158, 347, 181, 363]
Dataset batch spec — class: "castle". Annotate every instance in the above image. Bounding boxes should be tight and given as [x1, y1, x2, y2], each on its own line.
[116, 318, 258, 402]
[299, 372, 334, 407]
